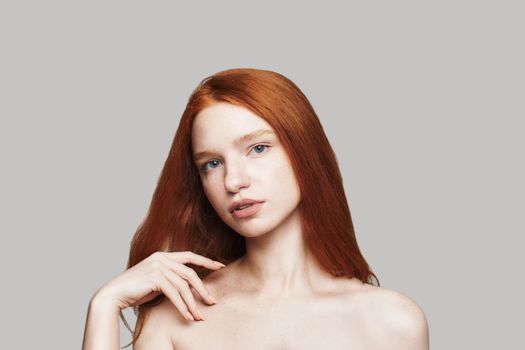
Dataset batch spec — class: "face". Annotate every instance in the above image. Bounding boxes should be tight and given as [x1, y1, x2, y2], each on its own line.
[191, 102, 301, 237]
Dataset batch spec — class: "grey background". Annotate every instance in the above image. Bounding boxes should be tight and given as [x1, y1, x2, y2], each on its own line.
[1, 1, 523, 348]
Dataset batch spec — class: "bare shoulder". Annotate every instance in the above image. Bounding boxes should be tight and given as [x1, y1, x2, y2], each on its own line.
[357, 284, 429, 349]
[133, 297, 183, 349]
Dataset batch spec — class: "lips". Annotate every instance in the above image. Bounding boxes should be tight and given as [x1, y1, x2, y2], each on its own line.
[228, 198, 264, 213]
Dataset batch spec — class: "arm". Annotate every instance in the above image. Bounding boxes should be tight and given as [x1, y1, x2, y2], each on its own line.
[387, 300, 429, 350]
[82, 292, 175, 350]
[372, 288, 430, 350]
[81, 251, 224, 349]
[81, 294, 121, 350]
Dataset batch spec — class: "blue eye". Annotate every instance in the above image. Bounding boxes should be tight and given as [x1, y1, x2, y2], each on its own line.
[252, 144, 269, 154]
[200, 144, 271, 172]
[201, 160, 220, 171]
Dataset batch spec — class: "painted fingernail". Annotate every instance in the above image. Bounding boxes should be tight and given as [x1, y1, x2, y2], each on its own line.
[208, 295, 217, 304]
[186, 312, 194, 321]
[214, 261, 226, 267]
[197, 310, 206, 321]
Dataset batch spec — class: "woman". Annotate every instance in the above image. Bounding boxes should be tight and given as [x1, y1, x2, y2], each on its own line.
[82, 68, 429, 349]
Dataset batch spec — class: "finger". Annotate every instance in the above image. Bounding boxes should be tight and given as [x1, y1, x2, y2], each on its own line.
[159, 254, 217, 305]
[168, 251, 226, 269]
[153, 270, 195, 322]
[162, 267, 205, 321]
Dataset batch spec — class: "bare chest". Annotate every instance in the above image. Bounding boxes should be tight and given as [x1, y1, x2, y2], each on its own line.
[171, 295, 369, 350]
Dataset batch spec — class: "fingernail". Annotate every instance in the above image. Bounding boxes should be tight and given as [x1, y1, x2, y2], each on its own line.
[198, 310, 206, 321]
[214, 261, 226, 268]
[208, 295, 217, 304]
[186, 312, 194, 321]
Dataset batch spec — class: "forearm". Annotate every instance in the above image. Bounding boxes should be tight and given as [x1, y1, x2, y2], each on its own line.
[81, 295, 122, 350]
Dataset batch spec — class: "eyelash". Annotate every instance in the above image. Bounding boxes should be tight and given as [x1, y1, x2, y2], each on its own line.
[200, 144, 272, 173]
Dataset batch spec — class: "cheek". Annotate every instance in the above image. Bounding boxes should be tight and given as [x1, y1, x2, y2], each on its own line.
[200, 179, 217, 204]
[266, 155, 300, 200]
[203, 187, 224, 215]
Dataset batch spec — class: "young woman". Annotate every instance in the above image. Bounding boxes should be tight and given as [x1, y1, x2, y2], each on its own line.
[82, 68, 429, 350]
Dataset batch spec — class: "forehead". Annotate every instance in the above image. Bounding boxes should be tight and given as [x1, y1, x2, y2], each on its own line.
[192, 102, 275, 146]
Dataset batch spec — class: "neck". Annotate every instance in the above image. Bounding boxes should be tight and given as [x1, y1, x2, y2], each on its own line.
[235, 209, 336, 298]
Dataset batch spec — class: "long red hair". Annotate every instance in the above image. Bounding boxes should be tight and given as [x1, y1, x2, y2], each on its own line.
[121, 67, 379, 348]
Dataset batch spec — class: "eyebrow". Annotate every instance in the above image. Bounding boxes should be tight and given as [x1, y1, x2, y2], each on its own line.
[193, 129, 275, 162]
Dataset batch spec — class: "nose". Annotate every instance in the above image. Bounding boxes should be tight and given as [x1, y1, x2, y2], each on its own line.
[223, 157, 251, 193]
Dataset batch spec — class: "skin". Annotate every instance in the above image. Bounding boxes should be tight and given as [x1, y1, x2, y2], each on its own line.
[192, 101, 334, 298]
[132, 102, 429, 349]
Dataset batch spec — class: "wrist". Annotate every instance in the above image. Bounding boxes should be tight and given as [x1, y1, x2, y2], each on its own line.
[89, 290, 122, 315]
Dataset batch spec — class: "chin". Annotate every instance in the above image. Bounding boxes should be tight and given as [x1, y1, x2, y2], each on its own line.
[230, 210, 294, 238]
[231, 220, 274, 238]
